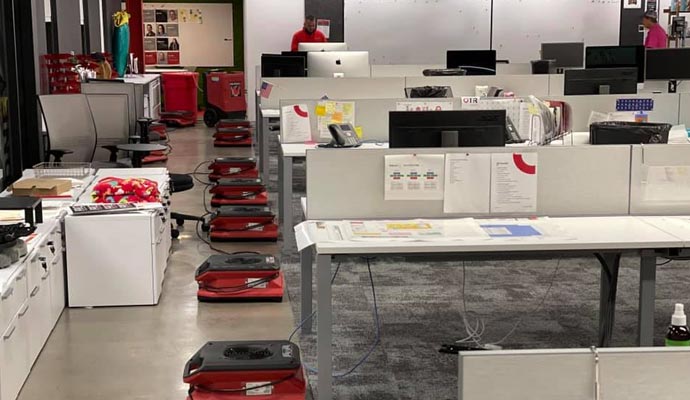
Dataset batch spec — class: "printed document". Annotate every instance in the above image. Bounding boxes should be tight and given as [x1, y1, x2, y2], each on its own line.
[443, 153, 491, 214]
[490, 153, 538, 213]
[280, 104, 311, 143]
[384, 154, 445, 200]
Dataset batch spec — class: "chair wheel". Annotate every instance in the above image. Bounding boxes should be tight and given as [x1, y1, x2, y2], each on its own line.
[171, 229, 180, 239]
[176, 218, 185, 226]
[201, 223, 210, 232]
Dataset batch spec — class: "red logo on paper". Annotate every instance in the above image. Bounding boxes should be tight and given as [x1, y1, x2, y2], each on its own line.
[513, 154, 536, 175]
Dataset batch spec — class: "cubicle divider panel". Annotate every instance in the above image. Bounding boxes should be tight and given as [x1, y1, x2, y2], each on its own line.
[279, 98, 462, 143]
[260, 77, 407, 109]
[459, 348, 690, 400]
[404, 75, 551, 97]
[679, 93, 690, 127]
[370, 64, 445, 78]
[546, 94, 681, 132]
[548, 74, 564, 96]
[81, 82, 137, 135]
[630, 145, 690, 215]
[306, 146, 631, 220]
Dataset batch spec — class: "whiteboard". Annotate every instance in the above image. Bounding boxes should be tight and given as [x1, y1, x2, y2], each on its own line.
[143, 3, 234, 67]
[344, 0, 492, 65]
[492, 0, 621, 63]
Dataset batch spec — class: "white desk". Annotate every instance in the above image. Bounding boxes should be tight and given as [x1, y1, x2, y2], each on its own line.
[278, 143, 388, 245]
[297, 216, 688, 400]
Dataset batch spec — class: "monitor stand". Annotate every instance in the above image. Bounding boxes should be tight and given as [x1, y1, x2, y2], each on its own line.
[441, 131, 459, 147]
[668, 80, 678, 94]
[598, 85, 611, 95]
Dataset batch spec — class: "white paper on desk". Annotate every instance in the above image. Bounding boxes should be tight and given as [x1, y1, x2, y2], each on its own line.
[643, 166, 690, 202]
[443, 153, 491, 214]
[668, 125, 690, 144]
[281, 104, 311, 143]
[294, 222, 315, 251]
[396, 101, 453, 112]
[490, 153, 538, 213]
[384, 154, 445, 200]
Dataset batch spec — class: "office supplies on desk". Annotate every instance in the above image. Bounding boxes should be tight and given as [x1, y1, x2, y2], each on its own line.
[590, 121, 671, 145]
[11, 178, 72, 197]
[69, 203, 138, 215]
[320, 123, 361, 148]
[405, 86, 453, 98]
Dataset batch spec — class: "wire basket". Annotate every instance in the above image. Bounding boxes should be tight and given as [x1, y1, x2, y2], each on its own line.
[32, 162, 92, 178]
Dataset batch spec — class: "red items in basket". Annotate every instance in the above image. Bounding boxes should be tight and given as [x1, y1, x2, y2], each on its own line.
[91, 177, 160, 203]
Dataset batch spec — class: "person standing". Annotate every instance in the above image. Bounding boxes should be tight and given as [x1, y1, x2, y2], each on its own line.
[643, 11, 668, 49]
[291, 15, 327, 51]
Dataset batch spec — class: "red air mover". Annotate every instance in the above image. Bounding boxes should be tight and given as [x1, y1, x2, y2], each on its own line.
[209, 206, 278, 242]
[208, 157, 259, 182]
[160, 72, 199, 127]
[214, 127, 253, 147]
[150, 122, 168, 140]
[217, 119, 251, 130]
[203, 71, 247, 127]
[184, 341, 306, 400]
[209, 178, 268, 207]
[195, 254, 283, 302]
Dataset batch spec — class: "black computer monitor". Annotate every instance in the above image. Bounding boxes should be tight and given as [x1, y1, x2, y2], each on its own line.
[541, 42, 584, 68]
[446, 50, 497, 75]
[564, 68, 638, 95]
[585, 45, 645, 83]
[261, 54, 306, 77]
[281, 51, 309, 68]
[645, 48, 690, 80]
[389, 110, 506, 148]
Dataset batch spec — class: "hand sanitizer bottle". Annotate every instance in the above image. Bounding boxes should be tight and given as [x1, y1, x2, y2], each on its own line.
[666, 304, 690, 346]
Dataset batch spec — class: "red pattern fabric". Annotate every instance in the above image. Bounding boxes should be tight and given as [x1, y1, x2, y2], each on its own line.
[91, 177, 160, 203]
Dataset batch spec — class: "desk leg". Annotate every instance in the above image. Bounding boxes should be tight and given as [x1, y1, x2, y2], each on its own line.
[316, 254, 333, 400]
[261, 117, 270, 181]
[277, 147, 284, 227]
[638, 251, 657, 346]
[595, 253, 621, 347]
[282, 156, 294, 246]
[300, 245, 314, 334]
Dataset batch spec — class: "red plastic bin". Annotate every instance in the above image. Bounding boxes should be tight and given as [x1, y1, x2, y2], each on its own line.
[161, 72, 199, 113]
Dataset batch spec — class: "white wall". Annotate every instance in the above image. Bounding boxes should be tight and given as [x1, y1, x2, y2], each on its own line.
[244, 0, 304, 121]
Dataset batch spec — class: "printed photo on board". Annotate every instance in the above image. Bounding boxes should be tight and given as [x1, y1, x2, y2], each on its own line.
[168, 38, 180, 51]
[156, 38, 169, 51]
[155, 9, 168, 22]
[166, 24, 179, 37]
[145, 24, 155, 37]
[144, 38, 156, 51]
[157, 52, 167, 65]
[157, 24, 166, 36]
[143, 9, 155, 22]
[168, 9, 178, 22]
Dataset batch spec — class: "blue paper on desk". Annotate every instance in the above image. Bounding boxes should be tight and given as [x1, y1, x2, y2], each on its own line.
[480, 224, 542, 238]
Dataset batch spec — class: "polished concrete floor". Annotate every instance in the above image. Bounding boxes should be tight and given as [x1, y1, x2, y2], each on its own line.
[18, 126, 294, 400]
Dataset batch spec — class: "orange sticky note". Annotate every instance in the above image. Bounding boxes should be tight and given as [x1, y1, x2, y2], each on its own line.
[331, 111, 344, 123]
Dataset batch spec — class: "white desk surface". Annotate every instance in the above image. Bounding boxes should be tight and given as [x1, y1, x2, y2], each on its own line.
[260, 107, 280, 118]
[282, 142, 389, 157]
[122, 74, 160, 85]
[301, 197, 307, 215]
[308, 216, 684, 255]
[640, 216, 690, 245]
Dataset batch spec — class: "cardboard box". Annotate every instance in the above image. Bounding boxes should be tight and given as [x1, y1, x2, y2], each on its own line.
[11, 178, 72, 197]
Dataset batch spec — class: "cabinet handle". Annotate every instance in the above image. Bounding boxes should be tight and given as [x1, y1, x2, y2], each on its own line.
[1, 286, 14, 300]
[3, 325, 16, 340]
[15, 269, 26, 281]
[41, 269, 51, 280]
[18, 304, 29, 317]
[30, 286, 40, 297]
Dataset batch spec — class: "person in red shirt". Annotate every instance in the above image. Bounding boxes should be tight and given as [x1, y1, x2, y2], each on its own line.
[643, 12, 668, 49]
[291, 15, 327, 51]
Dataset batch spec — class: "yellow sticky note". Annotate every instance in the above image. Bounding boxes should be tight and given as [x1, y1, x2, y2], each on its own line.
[325, 101, 336, 114]
[354, 126, 363, 138]
[343, 102, 354, 115]
[315, 105, 326, 117]
[528, 104, 540, 115]
[331, 111, 343, 123]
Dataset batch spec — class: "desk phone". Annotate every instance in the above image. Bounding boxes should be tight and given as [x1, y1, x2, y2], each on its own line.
[326, 123, 362, 148]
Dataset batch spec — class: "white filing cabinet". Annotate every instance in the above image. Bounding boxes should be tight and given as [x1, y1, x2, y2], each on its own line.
[0, 219, 65, 400]
[64, 208, 168, 307]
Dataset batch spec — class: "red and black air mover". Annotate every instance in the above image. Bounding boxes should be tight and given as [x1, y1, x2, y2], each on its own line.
[213, 126, 253, 147]
[195, 254, 284, 302]
[203, 71, 247, 127]
[183, 341, 306, 400]
[209, 178, 268, 207]
[208, 157, 259, 182]
[217, 119, 250, 130]
[209, 206, 278, 242]
[160, 72, 199, 127]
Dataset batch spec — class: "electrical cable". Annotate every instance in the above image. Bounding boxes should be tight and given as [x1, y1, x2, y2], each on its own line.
[657, 259, 673, 266]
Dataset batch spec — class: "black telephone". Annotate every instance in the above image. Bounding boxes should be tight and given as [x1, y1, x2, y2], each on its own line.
[322, 123, 361, 148]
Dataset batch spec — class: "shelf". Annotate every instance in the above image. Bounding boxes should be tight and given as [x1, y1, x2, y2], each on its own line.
[664, 8, 690, 14]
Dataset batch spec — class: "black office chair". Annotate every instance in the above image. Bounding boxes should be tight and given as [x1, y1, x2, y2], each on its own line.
[169, 173, 207, 239]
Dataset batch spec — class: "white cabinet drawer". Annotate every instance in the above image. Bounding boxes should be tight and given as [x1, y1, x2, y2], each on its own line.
[1, 266, 28, 333]
[1, 304, 30, 400]
[27, 279, 52, 365]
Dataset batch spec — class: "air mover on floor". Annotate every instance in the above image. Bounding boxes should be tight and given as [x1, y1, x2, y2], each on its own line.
[210, 178, 268, 207]
[209, 206, 278, 242]
[213, 127, 253, 147]
[208, 157, 259, 181]
[195, 254, 283, 302]
[184, 341, 306, 400]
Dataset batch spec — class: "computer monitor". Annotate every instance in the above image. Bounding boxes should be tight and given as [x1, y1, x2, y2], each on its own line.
[541, 42, 584, 68]
[564, 68, 638, 95]
[446, 50, 497, 75]
[261, 54, 306, 77]
[389, 110, 507, 148]
[281, 51, 309, 68]
[307, 51, 371, 78]
[645, 48, 690, 80]
[298, 42, 348, 52]
[585, 45, 646, 83]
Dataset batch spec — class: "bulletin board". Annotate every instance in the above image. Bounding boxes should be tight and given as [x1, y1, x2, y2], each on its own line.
[492, 0, 622, 63]
[344, 0, 492, 65]
[143, 3, 234, 67]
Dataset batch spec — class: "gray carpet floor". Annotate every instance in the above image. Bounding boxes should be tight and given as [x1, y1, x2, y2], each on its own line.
[262, 134, 690, 400]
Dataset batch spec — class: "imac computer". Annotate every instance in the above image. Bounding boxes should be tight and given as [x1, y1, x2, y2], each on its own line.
[307, 51, 371, 78]
[261, 54, 306, 77]
[585, 45, 646, 83]
[446, 50, 497, 75]
[389, 110, 507, 148]
[541, 42, 584, 69]
[298, 42, 348, 52]
[564, 68, 638, 95]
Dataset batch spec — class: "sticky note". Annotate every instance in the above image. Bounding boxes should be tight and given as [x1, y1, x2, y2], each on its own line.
[343, 103, 354, 115]
[331, 111, 343, 123]
[354, 126, 364, 138]
[315, 105, 326, 117]
[528, 104, 540, 115]
[325, 101, 336, 114]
